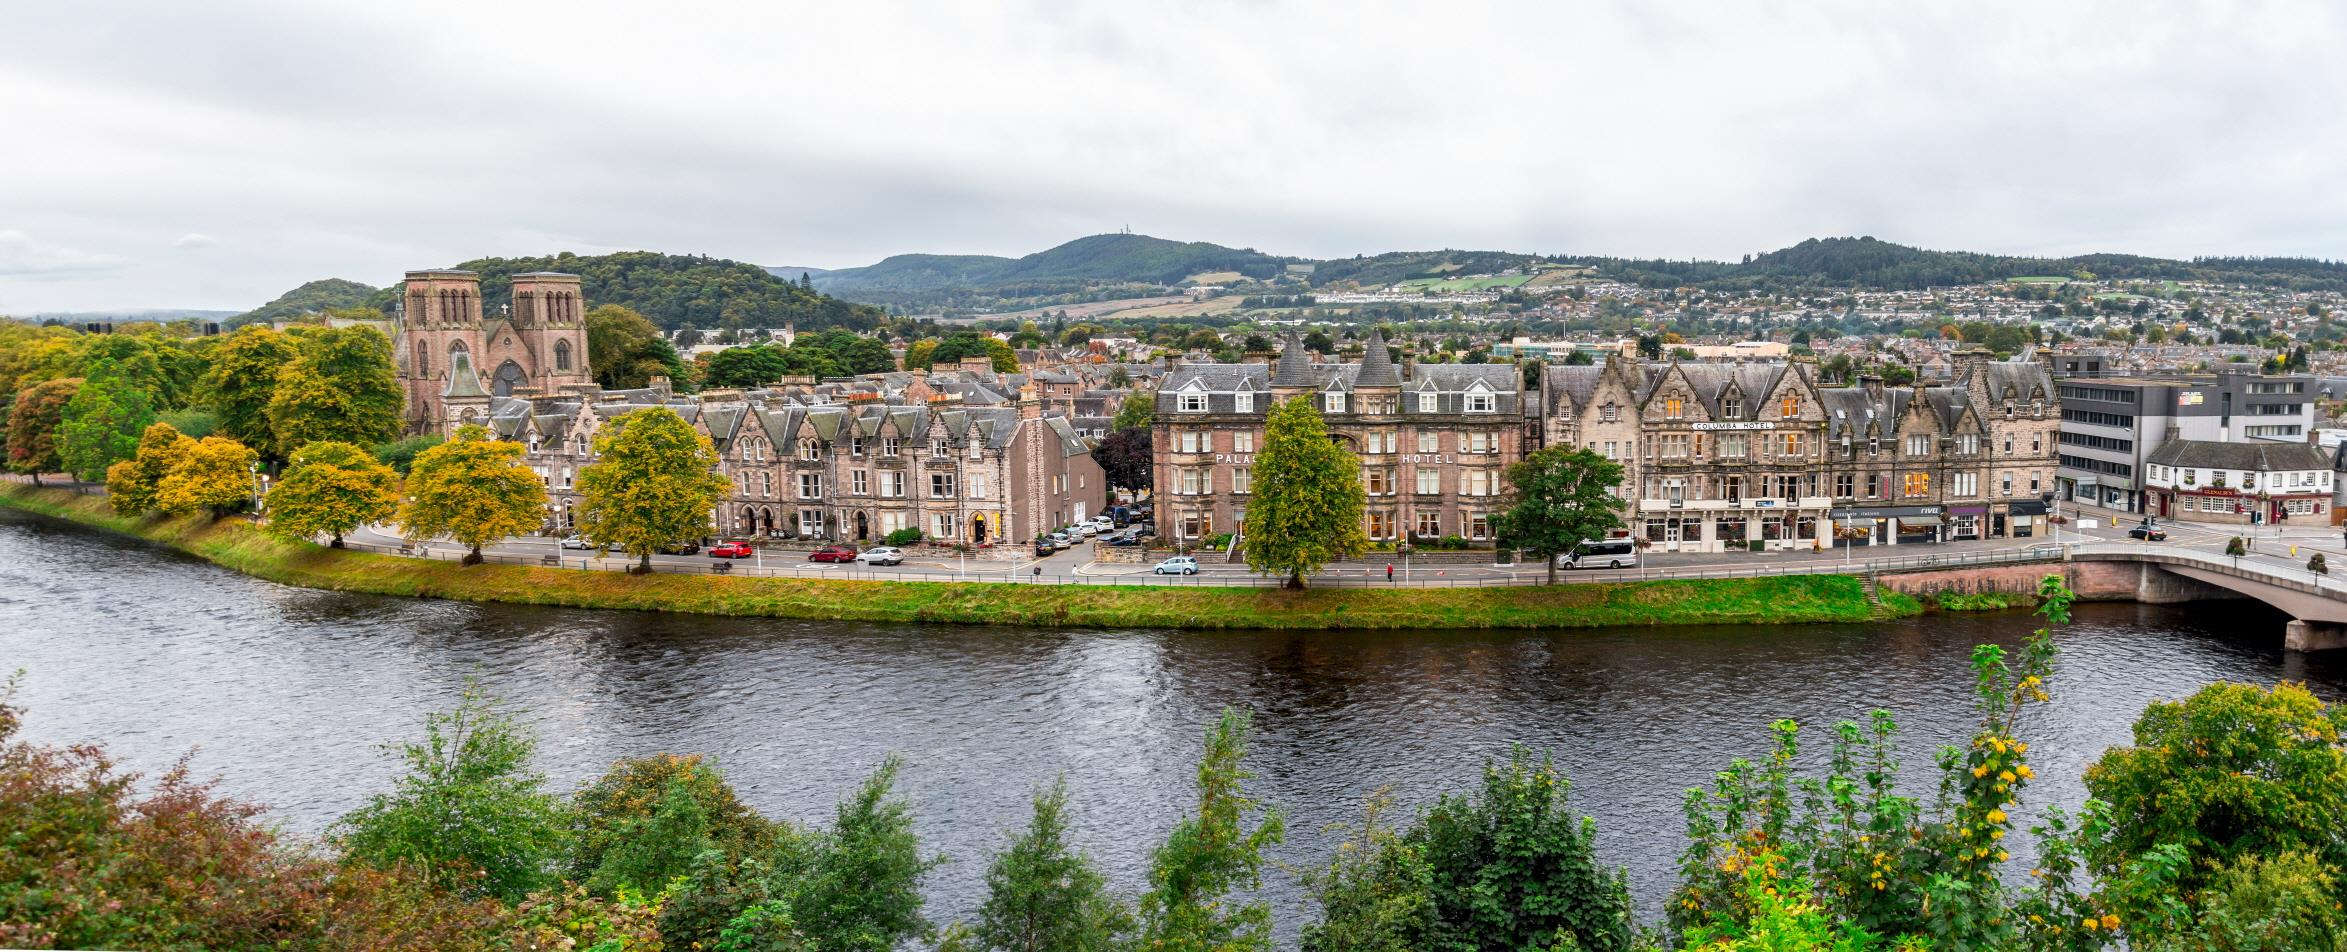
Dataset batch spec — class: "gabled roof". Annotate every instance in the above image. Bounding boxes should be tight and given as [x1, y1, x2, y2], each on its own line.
[2147, 439, 2329, 472]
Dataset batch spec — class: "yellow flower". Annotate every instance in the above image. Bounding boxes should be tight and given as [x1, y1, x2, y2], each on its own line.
[2083, 917, 2100, 931]
[1998, 770, 2017, 783]
[2101, 914, 2120, 930]
[1991, 829, 2006, 841]
[1972, 765, 1989, 778]
[2016, 764, 2035, 779]
[1987, 808, 2008, 824]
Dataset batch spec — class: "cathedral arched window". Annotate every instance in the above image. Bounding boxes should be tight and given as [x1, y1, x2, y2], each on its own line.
[555, 339, 573, 371]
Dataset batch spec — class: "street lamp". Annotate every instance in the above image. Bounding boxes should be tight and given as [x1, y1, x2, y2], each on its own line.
[2040, 490, 2059, 545]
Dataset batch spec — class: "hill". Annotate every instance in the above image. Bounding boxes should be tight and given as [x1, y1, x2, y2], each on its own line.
[814, 233, 1290, 308]
[1592, 237, 2347, 292]
[334, 252, 887, 331]
[227, 278, 377, 327]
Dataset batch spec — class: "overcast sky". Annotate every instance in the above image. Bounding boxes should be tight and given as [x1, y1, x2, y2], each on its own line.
[3, 1, 2343, 312]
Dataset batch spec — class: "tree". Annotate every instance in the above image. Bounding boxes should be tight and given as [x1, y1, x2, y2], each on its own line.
[1635, 335, 1662, 359]
[1244, 396, 1366, 588]
[266, 326, 401, 457]
[397, 424, 547, 565]
[370, 433, 443, 475]
[577, 407, 731, 573]
[1112, 391, 1156, 430]
[1411, 749, 1636, 952]
[585, 304, 691, 391]
[2083, 681, 2347, 904]
[1297, 791, 1436, 952]
[971, 778, 1130, 952]
[57, 363, 155, 482]
[565, 753, 777, 896]
[903, 339, 938, 370]
[334, 685, 566, 902]
[103, 422, 193, 515]
[1095, 428, 1154, 494]
[264, 441, 400, 547]
[155, 437, 259, 517]
[926, 332, 1019, 373]
[6, 377, 80, 483]
[797, 329, 898, 376]
[1494, 447, 1628, 584]
[701, 344, 795, 389]
[199, 325, 299, 453]
[1134, 709, 1284, 952]
[791, 755, 943, 952]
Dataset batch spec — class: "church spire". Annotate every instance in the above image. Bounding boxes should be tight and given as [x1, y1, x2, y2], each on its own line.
[1355, 327, 1400, 388]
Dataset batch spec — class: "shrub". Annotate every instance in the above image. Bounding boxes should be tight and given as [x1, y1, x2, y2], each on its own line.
[2310, 552, 2328, 575]
[566, 752, 777, 897]
[882, 526, 924, 547]
[2226, 536, 2248, 556]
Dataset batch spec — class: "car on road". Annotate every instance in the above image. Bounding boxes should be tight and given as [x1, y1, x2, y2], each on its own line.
[856, 546, 904, 566]
[1557, 538, 1639, 570]
[560, 535, 595, 550]
[808, 545, 858, 563]
[1106, 529, 1143, 546]
[1153, 555, 1200, 576]
[1073, 522, 1101, 537]
[2128, 524, 2168, 542]
[661, 540, 702, 555]
[709, 541, 756, 559]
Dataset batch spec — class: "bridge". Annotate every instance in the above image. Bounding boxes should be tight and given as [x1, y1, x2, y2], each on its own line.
[1875, 541, 2347, 652]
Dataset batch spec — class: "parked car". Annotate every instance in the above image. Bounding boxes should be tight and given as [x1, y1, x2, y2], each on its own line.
[1153, 555, 1200, 576]
[1074, 522, 1101, 537]
[661, 540, 702, 555]
[2128, 523, 2167, 542]
[1033, 538, 1059, 556]
[709, 541, 755, 559]
[1557, 538, 1639, 570]
[560, 535, 595, 550]
[1106, 530, 1143, 547]
[809, 545, 858, 563]
[857, 546, 904, 566]
[1047, 532, 1076, 548]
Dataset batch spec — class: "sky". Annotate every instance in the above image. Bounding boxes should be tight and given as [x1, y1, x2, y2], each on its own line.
[3, 0, 2344, 313]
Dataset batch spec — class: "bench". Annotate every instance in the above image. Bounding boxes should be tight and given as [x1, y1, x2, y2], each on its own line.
[711, 560, 733, 574]
[540, 554, 561, 566]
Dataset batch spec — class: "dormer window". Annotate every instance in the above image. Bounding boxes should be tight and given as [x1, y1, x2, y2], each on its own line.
[883, 437, 901, 457]
[1601, 402, 1619, 423]
[1419, 393, 1438, 413]
[1664, 397, 1685, 419]
[1722, 398, 1741, 420]
[1179, 393, 1208, 413]
[1325, 393, 1347, 414]
[1234, 392, 1254, 413]
[1465, 393, 1495, 413]
[932, 440, 950, 458]
[799, 439, 820, 461]
[1780, 396, 1797, 417]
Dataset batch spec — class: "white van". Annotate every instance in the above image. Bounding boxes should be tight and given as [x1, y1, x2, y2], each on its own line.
[1557, 538, 1639, 570]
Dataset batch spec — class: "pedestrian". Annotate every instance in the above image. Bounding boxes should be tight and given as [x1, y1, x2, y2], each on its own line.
[1386, 562, 1395, 584]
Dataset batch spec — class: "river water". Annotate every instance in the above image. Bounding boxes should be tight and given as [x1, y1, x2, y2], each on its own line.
[5, 507, 2343, 935]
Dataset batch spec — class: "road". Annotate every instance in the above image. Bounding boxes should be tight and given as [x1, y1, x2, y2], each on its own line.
[343, 506, 2347, 588]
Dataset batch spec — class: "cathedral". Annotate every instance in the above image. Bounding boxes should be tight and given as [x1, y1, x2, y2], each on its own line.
[395, 269, 593, 433]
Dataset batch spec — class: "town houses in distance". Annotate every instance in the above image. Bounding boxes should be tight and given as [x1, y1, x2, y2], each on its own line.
[396, 270, 1106, 546]
[1155, 333, 2062, 554]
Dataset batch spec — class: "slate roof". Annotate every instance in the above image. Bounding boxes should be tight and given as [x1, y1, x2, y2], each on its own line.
[2147, 439, 2329, 472]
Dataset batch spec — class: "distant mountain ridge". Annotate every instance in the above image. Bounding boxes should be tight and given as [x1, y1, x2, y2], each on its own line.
[812, 233, 1290, 305]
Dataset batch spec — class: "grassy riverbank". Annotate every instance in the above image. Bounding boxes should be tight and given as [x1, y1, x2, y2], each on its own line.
[1, 483, 1920, 629]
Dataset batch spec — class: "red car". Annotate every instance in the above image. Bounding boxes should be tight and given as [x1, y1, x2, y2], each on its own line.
[709, 541, 756, 559]
[809, 545, 858, 563]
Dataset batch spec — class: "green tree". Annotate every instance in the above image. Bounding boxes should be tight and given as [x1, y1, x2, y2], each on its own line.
[57, 363, 155, 482]
[1134, 709, 1285, 952]
[566, 753, 778, 896]
[334, 685, 566, 902]
[1112, 391, 1156, 430]
[266, 326, 402, 456]
[796, 329, 899, 376]
[1297, 791, 1436, 952]
[370, 433, 443, 475]
[585, 304, 691, 391]
[155, 436, 259, 517]
[103, 422, 193, 515]
[1412, 749, 1636, 952]
[926, 332, 1019, 373]
[1244, 396, 1366, 588]
[577, 406, 731, 573]
[199, 325, 299, 453]
[4, 377, 80, 483]
[396, 424, 547, 565]
[790, 755, 943, 952]
[1494, 446, 1628, 584]
[264, 440, 400, 547]
[972, 778, 1131, 952]
[2084, 681, 2347, 904]
[702, 344, 795, 389]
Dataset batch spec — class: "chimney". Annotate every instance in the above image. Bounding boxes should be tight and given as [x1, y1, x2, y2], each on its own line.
[648, 375, 673, 398]
[1860, 374, 1885, 398]
[1018, 382, 1043, 421]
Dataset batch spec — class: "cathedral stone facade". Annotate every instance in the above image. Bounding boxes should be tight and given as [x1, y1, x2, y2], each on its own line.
[396, 270, 592, 433]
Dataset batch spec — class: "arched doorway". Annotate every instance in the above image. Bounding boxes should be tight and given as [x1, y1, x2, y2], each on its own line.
[759, 508, 775, 536]
[854, 511, 870, 541]
[971, 514, 988, 544]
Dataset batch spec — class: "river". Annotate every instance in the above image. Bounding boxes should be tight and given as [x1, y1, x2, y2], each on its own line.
[5, 507, 2343, 935]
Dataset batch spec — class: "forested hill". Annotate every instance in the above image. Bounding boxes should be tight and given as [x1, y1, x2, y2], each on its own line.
[1590, 237, 2347, 292]
[336, 252, 887, 332]
[228, 278, 378, 328]
[812, 233, 1291, 306]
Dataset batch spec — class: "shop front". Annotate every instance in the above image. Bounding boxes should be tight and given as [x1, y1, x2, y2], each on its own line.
[1948, 505, 1988, 541]
[2008, 499, 2048, 538]
[1637, 497, 1833, 553]
[1828, 505, 1948, 547]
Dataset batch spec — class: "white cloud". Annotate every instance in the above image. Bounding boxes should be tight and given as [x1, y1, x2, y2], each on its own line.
[0, 0, 2342, 311]
[174, 233, 221, 249]
[0, 230, 128, 278]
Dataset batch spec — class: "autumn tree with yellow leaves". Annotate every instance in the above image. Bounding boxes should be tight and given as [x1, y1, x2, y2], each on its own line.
[104, 421, 195, 515]
[576, 406, 730, 574]
[264, 440, 402, 548]
[397, 424, 547, 566]
[155, 436, 260, 517]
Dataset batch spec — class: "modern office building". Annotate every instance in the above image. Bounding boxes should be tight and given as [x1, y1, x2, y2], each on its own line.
[2055, 371, 2315, 513]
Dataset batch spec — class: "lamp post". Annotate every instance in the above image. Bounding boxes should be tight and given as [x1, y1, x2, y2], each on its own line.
[2041, 490, 2058, 545]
